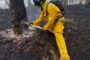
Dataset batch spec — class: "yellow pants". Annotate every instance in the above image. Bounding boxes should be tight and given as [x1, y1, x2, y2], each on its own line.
[48, 21, 70, 59]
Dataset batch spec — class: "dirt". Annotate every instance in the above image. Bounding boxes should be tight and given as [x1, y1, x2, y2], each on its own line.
[0, 30, 59, 60]
[64, 5, 90, 60]
[0, 5, 90, 60]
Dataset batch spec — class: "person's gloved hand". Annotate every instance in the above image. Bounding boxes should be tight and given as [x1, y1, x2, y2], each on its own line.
[28, 22, 36, 31]
[29, 22, 33, 26]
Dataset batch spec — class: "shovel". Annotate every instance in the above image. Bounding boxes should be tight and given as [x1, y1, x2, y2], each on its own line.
[29, 24, 43, 31]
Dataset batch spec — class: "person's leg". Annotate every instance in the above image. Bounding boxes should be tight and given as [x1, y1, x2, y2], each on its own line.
[54, 21, 70, 60]
[54, 32, 70, 60]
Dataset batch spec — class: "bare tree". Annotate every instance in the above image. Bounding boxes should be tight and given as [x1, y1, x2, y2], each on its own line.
[9, 0, 26, 35]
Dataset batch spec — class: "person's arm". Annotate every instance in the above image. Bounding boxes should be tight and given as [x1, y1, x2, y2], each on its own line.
[33, 11, 46, 26]
[43, 3, 60, 30]
[43, 16, 55, 30]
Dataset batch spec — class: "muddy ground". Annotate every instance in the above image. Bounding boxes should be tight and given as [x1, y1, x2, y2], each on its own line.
[0, 5, 90, 60]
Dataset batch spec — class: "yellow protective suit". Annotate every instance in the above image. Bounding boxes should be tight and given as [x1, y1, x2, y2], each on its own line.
[33, 2, 70, 59]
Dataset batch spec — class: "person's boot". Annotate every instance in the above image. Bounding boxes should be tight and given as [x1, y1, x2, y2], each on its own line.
[60, 53, 70, 60]
[60, 58, 70, 60]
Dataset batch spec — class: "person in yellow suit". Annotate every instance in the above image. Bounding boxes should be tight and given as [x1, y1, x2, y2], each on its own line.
[31, 0, 70, 60]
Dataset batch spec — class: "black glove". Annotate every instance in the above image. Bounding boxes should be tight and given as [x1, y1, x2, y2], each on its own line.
[29, 22, 33, 26]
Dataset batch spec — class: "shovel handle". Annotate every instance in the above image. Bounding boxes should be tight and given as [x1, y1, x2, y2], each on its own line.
[30, 24, 43, 30]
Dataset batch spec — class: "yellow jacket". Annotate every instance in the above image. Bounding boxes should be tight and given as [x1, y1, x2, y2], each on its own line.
[33, 2, 65, 32]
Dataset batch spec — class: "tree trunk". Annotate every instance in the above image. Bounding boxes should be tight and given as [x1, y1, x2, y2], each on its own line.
[89, 0, 90, 5]
[9, 0, 26, 35]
